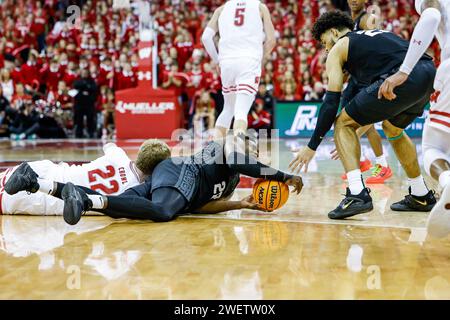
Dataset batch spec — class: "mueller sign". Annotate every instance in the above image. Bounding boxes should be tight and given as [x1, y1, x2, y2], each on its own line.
[115, 101, 175, 115]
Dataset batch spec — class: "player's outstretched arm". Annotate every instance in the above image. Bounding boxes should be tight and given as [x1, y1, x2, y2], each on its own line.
[223, 138, 303, 194]
[289, 40, 346, 173]
[193, 195, 266, 214]
[378, 0, 442, 100]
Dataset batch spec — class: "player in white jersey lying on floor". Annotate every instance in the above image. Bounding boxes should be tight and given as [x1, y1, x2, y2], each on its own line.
[0, 140, 170, 215]
[378, 0, 450, 237]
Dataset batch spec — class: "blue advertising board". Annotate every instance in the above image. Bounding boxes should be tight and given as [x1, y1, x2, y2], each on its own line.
[275, 101, 429, 138]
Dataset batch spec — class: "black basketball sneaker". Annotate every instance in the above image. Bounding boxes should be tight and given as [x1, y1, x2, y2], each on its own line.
[390, 187, 436, 212]
[62, 182, 93, 225]
[328, 188, 373, 219]
[4, 162, 40, 195]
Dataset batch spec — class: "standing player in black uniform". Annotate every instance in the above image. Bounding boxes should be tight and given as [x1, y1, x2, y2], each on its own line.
[6, 137, 303, 225]
[290, 11, 437, 219]
[338, 0, 392, 184]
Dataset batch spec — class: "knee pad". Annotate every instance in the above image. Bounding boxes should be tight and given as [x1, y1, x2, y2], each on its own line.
[423, 148, 450, 176]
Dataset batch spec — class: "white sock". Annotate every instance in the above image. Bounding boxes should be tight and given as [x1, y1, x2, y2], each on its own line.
[360, 154, 366, 162]
[438, 170, 450, 189]
[347, 169, 365, 195]
[408, 175, 429, 197]
[375, 155, 388, 168]
[38, 178, 56, 195]
[88, 195, 106, 209]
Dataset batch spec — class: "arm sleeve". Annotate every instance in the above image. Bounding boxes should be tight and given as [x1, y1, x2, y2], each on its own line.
[399, 7, 441, 75]
[226, 152, 293, 182]
[307, 91, 341, 151]
[201, 27, 219, 64]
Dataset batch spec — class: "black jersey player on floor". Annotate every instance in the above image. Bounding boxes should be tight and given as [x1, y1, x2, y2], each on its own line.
[290, 10, 437, 219]
[6, 137, 303, 225]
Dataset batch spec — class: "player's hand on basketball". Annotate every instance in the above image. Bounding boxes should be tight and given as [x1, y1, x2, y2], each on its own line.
[240, 195, 267, 211]
[285, 175, 303, 195]
[289, 146, 315, 173]
[378, 71, 409, 101]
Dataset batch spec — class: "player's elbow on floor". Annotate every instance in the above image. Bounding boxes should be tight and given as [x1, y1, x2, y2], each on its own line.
[152, 207, 178, 222]
[153, 214, 175, 223]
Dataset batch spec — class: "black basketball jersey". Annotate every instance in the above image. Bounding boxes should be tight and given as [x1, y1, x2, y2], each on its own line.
[343, 30, 432, 86]
[151, 141, 240, 211]
[353, 11, 366, 31]
[188, 142, 240, 209]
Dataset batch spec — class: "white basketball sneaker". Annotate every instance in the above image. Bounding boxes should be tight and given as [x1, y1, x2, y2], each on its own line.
[427, 184, 450, 238]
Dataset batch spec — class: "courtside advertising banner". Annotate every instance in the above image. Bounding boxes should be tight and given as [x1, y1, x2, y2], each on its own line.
[275, 101, 429, 139]
[115, 87, 182, 139]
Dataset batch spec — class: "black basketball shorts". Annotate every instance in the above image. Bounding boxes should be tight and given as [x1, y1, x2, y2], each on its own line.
[345, 59, 436, 129]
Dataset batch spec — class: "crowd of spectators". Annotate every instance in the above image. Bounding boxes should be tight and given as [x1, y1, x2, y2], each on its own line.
[0, 0, 140, 139]
[0, 0, 436, 139]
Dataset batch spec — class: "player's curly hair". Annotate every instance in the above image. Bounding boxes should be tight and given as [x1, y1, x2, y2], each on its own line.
[136, 139, 171, 175]
[312, 10, 354, 41]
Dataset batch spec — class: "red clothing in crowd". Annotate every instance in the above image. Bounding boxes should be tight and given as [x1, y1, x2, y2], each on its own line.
[40, 66, 63, 92]
[20, 62, 40, 87]
[115, 71, 138, 91]
[55, 91, 73, 110]
[248, 109, 271, 129]
[99, 67, 115, 88]
[10, 67, 24, 84]
[30, 15, 46, 36]
[175, 41, 194, 69]
[162, 70, 189, 97]
[63, 70, 78, 87]
[186, 69, 206, 99]
[202, 71, 221, 93]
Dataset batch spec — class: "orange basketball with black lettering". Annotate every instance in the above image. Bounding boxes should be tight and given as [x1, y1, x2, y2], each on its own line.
[252, 179, 289, 211]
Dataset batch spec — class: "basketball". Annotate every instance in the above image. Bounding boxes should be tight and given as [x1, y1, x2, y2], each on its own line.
[252, 179, 289, 211]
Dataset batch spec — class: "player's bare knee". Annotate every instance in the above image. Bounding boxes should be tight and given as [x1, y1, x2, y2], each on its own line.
[382, 121, 403, 139]
[335, 111, 359, 129]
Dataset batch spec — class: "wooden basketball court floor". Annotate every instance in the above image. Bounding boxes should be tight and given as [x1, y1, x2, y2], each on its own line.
[1, 138, 450, 300]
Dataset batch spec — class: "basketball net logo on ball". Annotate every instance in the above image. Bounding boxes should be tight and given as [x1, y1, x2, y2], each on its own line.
[252, 179, 289, 211]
